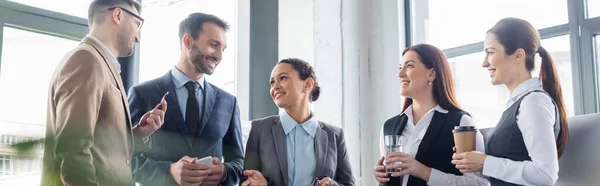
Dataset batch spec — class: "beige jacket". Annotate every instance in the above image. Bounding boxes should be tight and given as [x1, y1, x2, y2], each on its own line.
[42, 36, 149, 186]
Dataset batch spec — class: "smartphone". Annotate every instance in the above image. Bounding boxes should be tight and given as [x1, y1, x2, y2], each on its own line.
[159, 92, 169, 107]
[195, 156, 213, 168]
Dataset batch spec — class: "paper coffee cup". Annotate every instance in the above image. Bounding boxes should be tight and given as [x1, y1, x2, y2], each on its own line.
[453, 126, 477, 153]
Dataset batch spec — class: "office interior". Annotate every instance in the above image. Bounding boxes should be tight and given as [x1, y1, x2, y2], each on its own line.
[0, 0, 599, 185]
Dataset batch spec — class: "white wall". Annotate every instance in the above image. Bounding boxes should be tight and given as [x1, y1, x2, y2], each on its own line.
[279, 0, 315, 63]
[312, 0, 343, 126]
[362, 0, 405, 184]
[313, 0, 361, 179]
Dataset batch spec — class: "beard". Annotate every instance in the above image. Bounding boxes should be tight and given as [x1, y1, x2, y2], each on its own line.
[189, 44, 218, 75]
[116, 28, 134, 57]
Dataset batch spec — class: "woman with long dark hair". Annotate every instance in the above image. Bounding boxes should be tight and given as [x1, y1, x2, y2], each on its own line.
[452, 18, 569, 186]
[373, 44, 488, 186]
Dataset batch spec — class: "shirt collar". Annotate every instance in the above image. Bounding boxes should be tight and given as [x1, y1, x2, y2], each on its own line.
[279, 111, 319, 138]
[508, 77, 542, 105]
[400, 104, 448, 117]
[171, 66, 205, 90]
[86, 34, 120, 73]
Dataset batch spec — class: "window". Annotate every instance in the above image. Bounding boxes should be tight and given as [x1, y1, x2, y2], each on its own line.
[0, 27, 79, 126]
[589, 0, 600, 18]
[7, 0, 93, 18]
[138, 0, 238, 95]
[417, 0, 568, 49]
[1, 135, 7, 145]
[35, 139, 44, 150]
[408, 0, 586, 122]
[537, 35, 575, 117]
[1, 135, 17, 145]
[0, 135, 40, 147]
[0, 155, 13, 177]
[0, 27, 79, 183]
[14, 157, 36, 174]
[594, 36, 600, 91]
[449, 35, 575, 128]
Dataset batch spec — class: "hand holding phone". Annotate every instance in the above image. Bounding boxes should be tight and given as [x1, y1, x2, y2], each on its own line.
[159, 92, 169, 107]
[195, 156, 213, 168]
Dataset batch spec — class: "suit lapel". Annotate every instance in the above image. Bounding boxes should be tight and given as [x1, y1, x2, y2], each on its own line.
[272, 117, 289, 184]
[415, 111, 444, 161]
[155, 72, 194, 152]
[82, 37, 134, 156]
[314, 122, 328, 178]
[198, 81, 216, 136]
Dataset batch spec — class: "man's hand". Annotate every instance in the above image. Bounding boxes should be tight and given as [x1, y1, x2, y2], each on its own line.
[169, 156, 211, 186]
[202, 157, 226, 186]
[137, 99, 167, 137]
[241, 170, 267, 186]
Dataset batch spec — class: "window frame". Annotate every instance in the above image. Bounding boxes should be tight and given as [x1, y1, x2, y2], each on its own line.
[0, 155, 13, 176]
[406, 0, 600, 115]
[0, 0, 89, 84]
[0, 0, 89, 180]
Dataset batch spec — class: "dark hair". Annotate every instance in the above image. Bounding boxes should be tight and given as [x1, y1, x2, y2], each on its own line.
[88, 0, 141, 25]
[179, 13, 230, 45]
[488, 17, 569, 158]
[401, 44, 463, 113]
[278, 58, 321, 102]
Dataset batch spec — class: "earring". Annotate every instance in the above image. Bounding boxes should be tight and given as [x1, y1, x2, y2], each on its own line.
[428, 81, 432, 85]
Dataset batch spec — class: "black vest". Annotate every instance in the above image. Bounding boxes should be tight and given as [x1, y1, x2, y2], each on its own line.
[485, 90, 559, 186]
[383, 109, 466, 186]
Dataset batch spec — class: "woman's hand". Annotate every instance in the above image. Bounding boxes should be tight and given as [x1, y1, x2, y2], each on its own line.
[451, 152, 487, 173]
[374, 156, 390, 184]
[317, 177, 333, 186]
[385, 152, 432, 181]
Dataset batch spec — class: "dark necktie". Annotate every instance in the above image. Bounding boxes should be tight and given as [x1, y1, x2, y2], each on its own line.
[184, 81, 200, 137]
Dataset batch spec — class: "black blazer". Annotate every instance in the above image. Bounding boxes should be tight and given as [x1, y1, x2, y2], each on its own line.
[128, 71, 244, 186]
[383, 110, 466, 186]
[242, 115, 355, 186]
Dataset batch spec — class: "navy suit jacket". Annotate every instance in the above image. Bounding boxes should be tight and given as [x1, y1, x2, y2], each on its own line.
[128, 71, 244, 186]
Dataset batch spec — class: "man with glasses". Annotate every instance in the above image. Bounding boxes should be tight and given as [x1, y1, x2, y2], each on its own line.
[42, 0, 166, 186]
[108, 6, 144, 30]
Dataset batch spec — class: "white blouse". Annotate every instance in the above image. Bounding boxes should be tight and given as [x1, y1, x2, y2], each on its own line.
[482, 77, 559, 186]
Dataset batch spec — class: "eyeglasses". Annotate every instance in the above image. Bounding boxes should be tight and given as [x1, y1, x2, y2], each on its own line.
[108, 7, 144, 29]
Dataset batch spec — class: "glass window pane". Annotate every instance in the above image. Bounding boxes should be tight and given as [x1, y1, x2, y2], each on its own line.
[8, 0, 94, 18]
[539, 35, 575, 116]
[421, 0, 568, 49]
[138, 0, 237, 96]
[449, 35, 574, 129]
[594, 36, 600, 96]
[589, 0, 600, 18]
[0, 155, 12, 177]
[0, 27, 79, 184]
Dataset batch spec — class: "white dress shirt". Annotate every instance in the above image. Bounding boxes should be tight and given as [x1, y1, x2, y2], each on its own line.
[482, 78, 559, 186]
[379, 105, 489, 186]
[87, 34, 121, 73]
